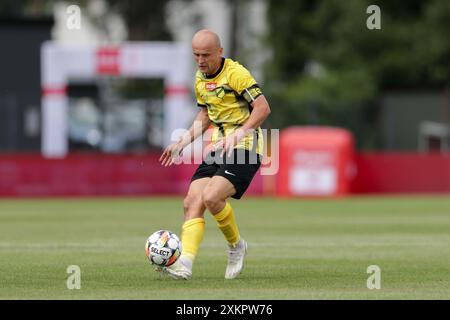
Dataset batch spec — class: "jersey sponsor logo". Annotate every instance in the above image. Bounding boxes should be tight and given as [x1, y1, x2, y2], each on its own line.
[205, 82, 217, 91]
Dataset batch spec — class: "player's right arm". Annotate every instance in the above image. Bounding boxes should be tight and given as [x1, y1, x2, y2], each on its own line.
[159, 107, 210, 167]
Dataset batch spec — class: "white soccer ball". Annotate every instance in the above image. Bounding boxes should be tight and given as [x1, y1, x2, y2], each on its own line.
[145, 230, 182, 267]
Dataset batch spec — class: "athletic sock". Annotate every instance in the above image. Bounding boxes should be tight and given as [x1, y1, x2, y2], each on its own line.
[180, 217, 205, 268]
[213, 202, 240, 247]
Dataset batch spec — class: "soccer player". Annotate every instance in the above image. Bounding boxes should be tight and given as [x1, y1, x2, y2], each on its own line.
[158, 29, 271, 280]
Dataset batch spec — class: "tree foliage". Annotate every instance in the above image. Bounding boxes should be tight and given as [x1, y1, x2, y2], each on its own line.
[265, 0, 450, 148]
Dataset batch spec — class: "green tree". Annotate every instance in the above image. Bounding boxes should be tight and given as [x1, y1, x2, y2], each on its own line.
[265, 0, 450, 149]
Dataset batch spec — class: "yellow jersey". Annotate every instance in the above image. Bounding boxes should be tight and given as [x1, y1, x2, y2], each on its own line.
[195, 57, 264, 155]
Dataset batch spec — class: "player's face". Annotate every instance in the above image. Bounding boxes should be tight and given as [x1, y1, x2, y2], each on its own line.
[192, 46, 223, 75]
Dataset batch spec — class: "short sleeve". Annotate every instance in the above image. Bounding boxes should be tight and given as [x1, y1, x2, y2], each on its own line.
[195, 79, 207, 108]
[228, 64, 263, 104]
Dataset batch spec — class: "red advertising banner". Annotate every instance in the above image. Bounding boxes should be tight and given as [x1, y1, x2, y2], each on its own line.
[96, 47, 121, 75]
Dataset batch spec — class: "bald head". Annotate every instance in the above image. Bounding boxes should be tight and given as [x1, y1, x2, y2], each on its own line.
[192, 29, 221, 50]
[192, 29, 223, 76]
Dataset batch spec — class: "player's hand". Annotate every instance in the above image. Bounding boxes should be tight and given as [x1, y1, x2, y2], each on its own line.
[159, 142, 183, 167]
[219, 128, 247, 158]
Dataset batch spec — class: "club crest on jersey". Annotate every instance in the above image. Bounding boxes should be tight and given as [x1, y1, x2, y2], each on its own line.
[205, 82, 217, 91]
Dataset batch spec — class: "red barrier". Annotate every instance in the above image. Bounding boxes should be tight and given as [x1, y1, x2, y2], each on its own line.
[1, 152, 449, 197]
[0, 153, 264, 197]
[352, 152, 450, 193]
[0, 153, 176, 196]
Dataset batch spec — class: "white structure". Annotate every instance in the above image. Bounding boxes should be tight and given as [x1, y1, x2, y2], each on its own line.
[41, 41, 193, 158]
[41, 0, 269, 158]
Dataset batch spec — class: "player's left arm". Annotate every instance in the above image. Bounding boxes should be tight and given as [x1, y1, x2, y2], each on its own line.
[240, 95, 271, 134]
[220, 94, 271, 157]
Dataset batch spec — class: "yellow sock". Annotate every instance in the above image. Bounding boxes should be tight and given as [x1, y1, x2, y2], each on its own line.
[213, 202, 240, 247]
[181, 218, 205, 262]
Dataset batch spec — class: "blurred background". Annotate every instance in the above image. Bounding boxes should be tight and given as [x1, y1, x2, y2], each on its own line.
[0, 0, 449, 197]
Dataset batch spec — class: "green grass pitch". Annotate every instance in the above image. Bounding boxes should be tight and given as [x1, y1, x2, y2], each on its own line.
[0, 196, 449, 299]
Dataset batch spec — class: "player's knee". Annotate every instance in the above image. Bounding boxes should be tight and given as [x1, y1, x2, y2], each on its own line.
[201, 189, 220, 209]
[183, 194, 198, 212]
[183, 194, 204, 220]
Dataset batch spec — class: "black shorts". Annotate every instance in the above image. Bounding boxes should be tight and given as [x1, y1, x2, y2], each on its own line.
[191, 149, 262, 199]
